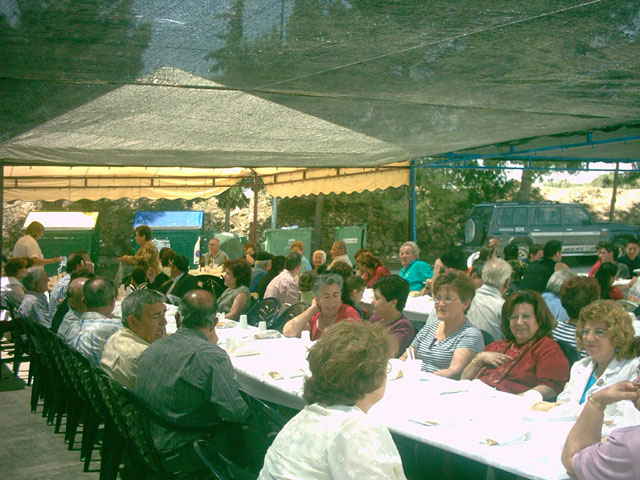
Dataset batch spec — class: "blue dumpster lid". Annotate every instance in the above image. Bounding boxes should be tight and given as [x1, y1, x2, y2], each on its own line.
[134, 211, 203, 229]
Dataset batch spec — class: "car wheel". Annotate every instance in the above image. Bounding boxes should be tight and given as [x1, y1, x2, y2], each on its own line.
[464, 218, 485, 245]
[516, 243, 530, 261]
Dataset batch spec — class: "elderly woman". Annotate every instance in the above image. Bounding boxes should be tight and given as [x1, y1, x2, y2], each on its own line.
[552, 276, 601, 354]
[118, 225, 161, 274]
[312, 250, 327, 274]
[402, 271, 483, 378]
[398, 241, 433, 292]
[283, 274, 361, 340]
[357, 252, 391, 288]
[542, 300, 640, 425]
[462, 290, 570, 400]
[259, 322, 406, 479]
[542, 269, 575, 324]
[13, 221, 62, 266]
[216, 258, 252, 320]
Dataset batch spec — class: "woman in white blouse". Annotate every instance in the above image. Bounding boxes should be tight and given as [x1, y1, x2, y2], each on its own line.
[259, 322, 406, 480]
[536, 300, 640, 426]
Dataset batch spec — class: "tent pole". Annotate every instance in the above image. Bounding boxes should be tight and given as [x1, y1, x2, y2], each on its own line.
[271, 197, 278, 229]
[409, 158, 417, 242]
[0, 159, 4, 261]
[252, 174, 259, 244]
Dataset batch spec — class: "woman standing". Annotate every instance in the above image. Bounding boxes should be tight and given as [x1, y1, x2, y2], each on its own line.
[13, 221, 62, 266]
[118, 225, 161, 274]
[462, 290, 570, 400]
[402, 271, 483, 378]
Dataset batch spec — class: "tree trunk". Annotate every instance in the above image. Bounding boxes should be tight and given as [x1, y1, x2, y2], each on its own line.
[313, 194, 324, 251]
[224, 205, 230, 232]
[609, 162, 619, 222]
[515, 169, 534, 202]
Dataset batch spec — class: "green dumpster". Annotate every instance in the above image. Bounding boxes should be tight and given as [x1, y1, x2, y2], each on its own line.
[22, 212, 100, 277]
[334, 225, 367, 265]
[134, 211, 203, 268]
[263, 227, 313, 258]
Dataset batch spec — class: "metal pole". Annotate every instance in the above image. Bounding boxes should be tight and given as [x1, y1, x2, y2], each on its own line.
[609, 162, 619, 222]
[0, 160, 4, 262]
[271, 196, 278, 229]
[252, 174, 259, 244]
[410, 158, 417, 242]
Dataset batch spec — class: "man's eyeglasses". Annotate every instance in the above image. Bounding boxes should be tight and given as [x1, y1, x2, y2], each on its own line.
[576, 328, 607, 339]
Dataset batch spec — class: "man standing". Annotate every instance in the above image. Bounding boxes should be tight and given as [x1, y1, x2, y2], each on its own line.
[466, 259, 512, 342]
[57, 276, 89, 341]
[398, 241, 433, 292]
[18, 267, 51, 327]
[161, 255, 199, 304]
[327, 241, 352, 268]
[202, 238, 229, 267]
[264, 252, 302, 306]
[101, 289, 167, 388]
[135, 290, 249, 457]
[519, 240, 565, 293]
[72, 277, 121, 366]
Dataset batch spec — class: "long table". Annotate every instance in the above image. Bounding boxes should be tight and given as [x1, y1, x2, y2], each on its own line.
[214, 321, 572, 480]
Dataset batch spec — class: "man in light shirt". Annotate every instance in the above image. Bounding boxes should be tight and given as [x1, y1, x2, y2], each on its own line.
[18, 267, 51, 327]
[202, 238, 229, 267]
[264, 252, 302, 307]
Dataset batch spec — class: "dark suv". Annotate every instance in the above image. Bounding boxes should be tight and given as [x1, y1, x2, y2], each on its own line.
[463, 202, 640, 258]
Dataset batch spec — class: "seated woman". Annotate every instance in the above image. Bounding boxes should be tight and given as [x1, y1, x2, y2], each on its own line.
[552, 276, 601, 355]
[595, 262, 624, 300]
[283, 274, 361, 340]
[298, 270, 317, 305]
[462, 290, 570, 400]
[243, 241, 257, 267]
[216, 258, 252, 320]
[402, 271, 483, 379]
[344, 275, 367, 318]
[357, 252, 391, 288]
[369, 275, 415, 358]
[312, 250, 328, 274]
[259, 322, 407, 479]
[541, 300, 640, 425]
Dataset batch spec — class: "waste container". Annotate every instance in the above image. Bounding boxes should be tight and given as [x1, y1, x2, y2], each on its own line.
[134, 211, 204, 268]
[263, 227, 313, 258]
[334, 225, 367, 265]
[22, 212, 100, 277]
[201, 232, 244, 261]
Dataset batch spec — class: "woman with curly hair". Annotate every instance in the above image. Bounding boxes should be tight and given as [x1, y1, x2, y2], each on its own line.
[259, 322, 406, 479]
[357, 252, 391, 288]
[216, 258, 252, 320]
[462, 290, 570, 400]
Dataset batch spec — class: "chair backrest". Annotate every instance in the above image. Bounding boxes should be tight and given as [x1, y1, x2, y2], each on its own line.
[193, 439, 256, 480]
[555, 339, 580, 367]
[479, 329, 494, 347]
[196, 275, 226, 299]
[271, 302, 308, 332]
[246, 297, 281, 327]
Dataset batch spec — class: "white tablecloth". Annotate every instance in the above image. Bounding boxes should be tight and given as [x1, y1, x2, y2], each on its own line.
[214, 320, 572, 480]
[361, 288, 435, 322]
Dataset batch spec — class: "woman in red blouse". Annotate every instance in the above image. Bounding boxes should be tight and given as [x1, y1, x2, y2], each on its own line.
[357, 252, 391, 288]
[461, 290, 570, 400]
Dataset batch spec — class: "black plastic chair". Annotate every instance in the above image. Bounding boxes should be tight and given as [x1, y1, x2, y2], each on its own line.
[196, 275, 227, 299]
[270, 302, 308, 332]
[193, 439, 256, 480]
[556, 339, 580, 367]
[479, 329, 495, 347]
[246, 297, 281, 327]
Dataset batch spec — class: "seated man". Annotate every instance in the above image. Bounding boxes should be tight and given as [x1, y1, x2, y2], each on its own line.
[264, 252, 302, 307]
[57, 276, 89, 342]
[18, 267, 51, 327]
[1, 257, 29, 309]
[588, 241, 630, 279]
[49, 250, 94, 317]
[160, 255, 199, 304]
[561, 378, 640, 479]
[618, 238, 640, 277]
[101, 289, 167, 388]
[73, 277, 121, 366]
[369, 275, 415, 357]
[250, 252, 273, 293]
[202, 238, 229, 267]
[135, 290, 249, 459]
[527, 244, 544, 264]
[519, 239, 566, 292]
[327, 241, 352, 268]
[398, 241, 433, 292]
[466, 258, 512, 342]
[290, 240, 312, 273]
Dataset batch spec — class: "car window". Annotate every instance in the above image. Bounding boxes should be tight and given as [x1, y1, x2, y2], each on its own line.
[496, 207, 528, 226]
[533, 206, 562, 226]
[472, 206, 493, 224]
[564, 206, 592, 226]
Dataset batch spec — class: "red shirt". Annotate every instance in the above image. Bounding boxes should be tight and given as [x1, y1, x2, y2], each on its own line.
[308, 304, 361, 340]
[364, 266, 392, 288]
[475, 336, 569, 395]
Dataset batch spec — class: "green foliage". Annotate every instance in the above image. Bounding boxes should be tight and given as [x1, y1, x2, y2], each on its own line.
[592, 172, 640, 188]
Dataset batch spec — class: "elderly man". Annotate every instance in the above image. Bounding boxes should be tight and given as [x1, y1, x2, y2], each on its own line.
[264, 252, 302, 306]
[519, 240, 566, 292]
[562, 378, 640, 479]
[18, 267, 51, 327]
[202, 238, 228, 267]
[135, 289, 249, 462]
[327, 241, 352, 268]
[101, 289, 167, 388]
[290, 240, 312, 273]
[72, 277, 121, 366]
[541, 269, 575, 324]
[58, 276, 89, 342]
[49, 250, 94, 317]
[250, 252, 273, 293]
[466, 259, 512, 342]
[398, 241, 433, 292]
[160, 255, 199, 304]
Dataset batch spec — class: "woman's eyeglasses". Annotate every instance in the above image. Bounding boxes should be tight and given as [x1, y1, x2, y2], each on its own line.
[434, 295, 460, 304]
[576, 328, 607, 339]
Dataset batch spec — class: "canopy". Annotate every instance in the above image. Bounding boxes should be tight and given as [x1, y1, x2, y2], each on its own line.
[1, 1, 639, 190]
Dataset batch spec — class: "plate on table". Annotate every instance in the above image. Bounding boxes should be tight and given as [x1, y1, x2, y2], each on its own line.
[254, 330, 281, 340]
[217, 320, 237, 329]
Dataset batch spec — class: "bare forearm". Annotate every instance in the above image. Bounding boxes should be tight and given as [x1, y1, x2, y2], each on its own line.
[283, 307, 315, 337]
[561, 401, 604, 474]
[531, 385, 557, 401]
[461, 358, 482, 380]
